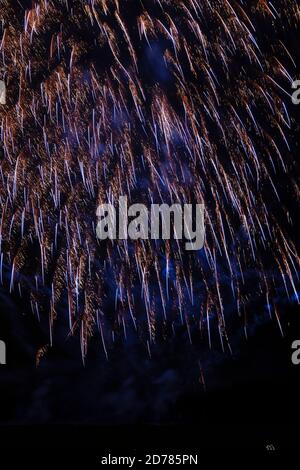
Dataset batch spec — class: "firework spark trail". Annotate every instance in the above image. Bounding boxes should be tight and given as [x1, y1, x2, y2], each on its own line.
[0, 0, 299, 361]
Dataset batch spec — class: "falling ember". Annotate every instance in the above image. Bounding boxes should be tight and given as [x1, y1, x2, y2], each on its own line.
[0, 0, 299, 363]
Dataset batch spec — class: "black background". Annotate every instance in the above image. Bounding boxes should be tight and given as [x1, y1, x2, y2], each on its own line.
[0, 0, 300, 455]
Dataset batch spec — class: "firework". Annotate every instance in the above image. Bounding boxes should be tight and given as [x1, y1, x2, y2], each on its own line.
[0, 0, 299, 363]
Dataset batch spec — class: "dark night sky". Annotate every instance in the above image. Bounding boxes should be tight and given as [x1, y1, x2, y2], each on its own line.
[0, 1, 300, 452]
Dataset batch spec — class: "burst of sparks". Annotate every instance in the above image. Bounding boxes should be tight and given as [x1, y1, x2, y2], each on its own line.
[0, 0, 299, 363]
